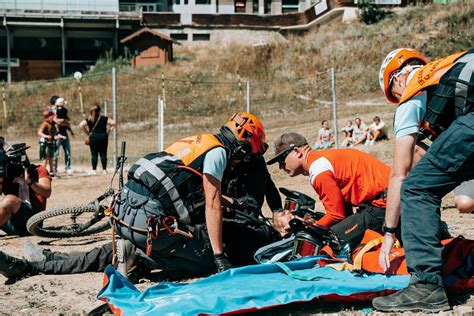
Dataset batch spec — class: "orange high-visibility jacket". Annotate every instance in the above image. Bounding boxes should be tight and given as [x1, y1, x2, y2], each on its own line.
[305, 149, 390, 228]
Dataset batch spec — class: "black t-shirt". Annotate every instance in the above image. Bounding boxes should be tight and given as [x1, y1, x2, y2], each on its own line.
[87, 116, 108, 134]
[223, 155, 282, 213]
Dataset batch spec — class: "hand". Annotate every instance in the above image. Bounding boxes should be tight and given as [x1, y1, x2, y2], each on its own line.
[379, 233, 396, 272]
[272, 210, 293, 237]
[214, 253, 232, 272]
[24, 169, 32, 185]
[232, 195, 258, 212]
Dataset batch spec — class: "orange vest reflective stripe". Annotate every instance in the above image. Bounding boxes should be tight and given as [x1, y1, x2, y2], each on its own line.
[399, 51, 466, 105]
[165, 134, 224, 167]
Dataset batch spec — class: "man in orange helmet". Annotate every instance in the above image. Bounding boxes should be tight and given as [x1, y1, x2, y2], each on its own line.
[109, 112, 273, 277]
[373, 48, 474, 312]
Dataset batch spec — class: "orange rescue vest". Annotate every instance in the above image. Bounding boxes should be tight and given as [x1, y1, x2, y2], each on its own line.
[165, 134, 225, 169]
[399, 50, 471, 139]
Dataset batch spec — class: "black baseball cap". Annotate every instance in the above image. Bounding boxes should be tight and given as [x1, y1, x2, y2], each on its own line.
[266, 133, 308, 165]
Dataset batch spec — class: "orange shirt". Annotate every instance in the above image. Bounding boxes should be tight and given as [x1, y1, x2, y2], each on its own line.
[305, 149, 390, 228]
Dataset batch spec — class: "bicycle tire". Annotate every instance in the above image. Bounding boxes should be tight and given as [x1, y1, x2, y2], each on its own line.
[26, 204, 111, 238]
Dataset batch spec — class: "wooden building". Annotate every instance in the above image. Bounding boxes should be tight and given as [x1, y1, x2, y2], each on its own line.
[121, 28, 173, 68]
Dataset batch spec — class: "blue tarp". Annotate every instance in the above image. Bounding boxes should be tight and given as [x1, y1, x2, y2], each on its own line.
[97, 257, 410, 315]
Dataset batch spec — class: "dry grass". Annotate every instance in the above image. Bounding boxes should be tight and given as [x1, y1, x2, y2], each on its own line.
[0, 3, 472, 167]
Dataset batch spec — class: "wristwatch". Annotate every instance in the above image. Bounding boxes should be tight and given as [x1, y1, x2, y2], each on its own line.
[383, 225, 397, 234]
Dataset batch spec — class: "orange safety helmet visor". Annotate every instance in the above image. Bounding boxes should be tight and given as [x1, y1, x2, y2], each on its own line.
[225, 112, 267, 155]
[379, 48, 428, 103]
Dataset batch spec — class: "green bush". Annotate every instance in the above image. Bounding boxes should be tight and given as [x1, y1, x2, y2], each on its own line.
[358, 2, 389, 25]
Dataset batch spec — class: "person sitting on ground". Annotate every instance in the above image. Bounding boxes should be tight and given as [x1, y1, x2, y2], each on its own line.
[0, 141, 51, 236]
[37, 111, 57, 175]
[342, 118, 367, 147]
[365, 116, 388, 146]
[312, 120, 334, 150]
[340, 120, 353, 144]
[267, 132, 393, 248]
[53, 98, 74, 175]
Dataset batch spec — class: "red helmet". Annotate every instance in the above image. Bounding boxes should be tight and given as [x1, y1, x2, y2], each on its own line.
[223, 112, 267, 156]
[379, 48, 428, 103]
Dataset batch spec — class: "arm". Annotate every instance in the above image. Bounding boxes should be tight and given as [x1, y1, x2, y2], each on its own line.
[203, 173, 224, 254]
[79, 120, 89, 137]
[379, 134, 416, 271]
[107, 118, 117, 133]
[25, 169, 52, 198]
[265, 172, 283, 212]
[54, 117, 70, 127]
[312, 171, 347, 228]
[37, 124, 51, 140]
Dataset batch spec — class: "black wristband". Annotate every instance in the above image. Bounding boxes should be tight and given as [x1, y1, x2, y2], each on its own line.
[383, 225, 397, 234]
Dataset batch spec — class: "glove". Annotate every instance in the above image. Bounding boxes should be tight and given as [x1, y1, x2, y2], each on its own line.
[214, 253, 232, 272]
[232, 195, 259, 212]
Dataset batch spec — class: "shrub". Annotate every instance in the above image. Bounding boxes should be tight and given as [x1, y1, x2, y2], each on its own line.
[358, 2, 389, 25]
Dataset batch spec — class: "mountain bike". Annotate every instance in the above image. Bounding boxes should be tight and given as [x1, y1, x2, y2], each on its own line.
[26, 142, 127, 238]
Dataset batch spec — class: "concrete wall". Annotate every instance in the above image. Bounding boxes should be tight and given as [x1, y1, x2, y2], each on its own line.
[0, 0, 119, 12]
[161, 28, 287, 45]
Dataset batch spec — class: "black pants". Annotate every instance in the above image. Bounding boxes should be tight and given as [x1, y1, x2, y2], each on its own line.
[89, 133, 108, 170]
[32, 243, 113, 274]
[330, 202, 387, 248]
[401, 112, 474, 286]
[147, 213, 278, 275]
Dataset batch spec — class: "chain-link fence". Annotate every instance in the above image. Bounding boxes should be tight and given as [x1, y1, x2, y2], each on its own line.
[0, 67, 338, 173]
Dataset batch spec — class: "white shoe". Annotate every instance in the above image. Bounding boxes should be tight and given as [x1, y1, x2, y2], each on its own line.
[87, 170, 97, 175]
[24, 241, 46, 262]
[116, 239, 136, 279]
[102, 170, 107, 175]
[66, 169, 74, 175]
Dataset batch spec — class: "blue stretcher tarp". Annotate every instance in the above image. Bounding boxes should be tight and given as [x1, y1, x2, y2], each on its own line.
[97, 257, 410, 315]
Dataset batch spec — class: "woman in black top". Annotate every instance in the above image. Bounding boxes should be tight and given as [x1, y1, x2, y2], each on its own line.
[79, 105, 116, 174]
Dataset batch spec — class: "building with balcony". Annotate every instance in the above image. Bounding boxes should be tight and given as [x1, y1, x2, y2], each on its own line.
[0, 0, 341, 81]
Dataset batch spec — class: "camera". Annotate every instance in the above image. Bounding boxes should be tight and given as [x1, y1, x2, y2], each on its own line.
[0, 137, 31, 179]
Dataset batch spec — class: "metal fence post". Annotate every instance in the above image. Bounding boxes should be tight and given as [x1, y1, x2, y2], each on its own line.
[330, 68, 339, 148]
[112, 67, 118, 168]
[104, 99, 108, 116]
[246, 80, 250, 112]
[2, 82, 7, 119]
[159, 97, 164, 151]
[157, 96, 160, 151]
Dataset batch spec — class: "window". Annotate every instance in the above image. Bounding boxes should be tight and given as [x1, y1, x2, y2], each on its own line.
[193, 34, 210, 41]
[264, 0, 271, 13]
[171, 33, 188, 41]
[196, 0, 211, 4]
[252, 0, 258, 13]
[282, 0, 299, 13]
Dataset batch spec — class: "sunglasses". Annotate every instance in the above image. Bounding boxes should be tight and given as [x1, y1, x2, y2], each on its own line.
[277, 146, 295, 169]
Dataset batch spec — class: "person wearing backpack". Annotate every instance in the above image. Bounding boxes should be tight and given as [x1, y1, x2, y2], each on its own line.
[373, 48, 474, 312]
[113, 112, 268, 276]
[0, 134, 280, 282]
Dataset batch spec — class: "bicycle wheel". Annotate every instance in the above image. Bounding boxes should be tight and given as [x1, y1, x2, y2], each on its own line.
[26, 204, 111, 238]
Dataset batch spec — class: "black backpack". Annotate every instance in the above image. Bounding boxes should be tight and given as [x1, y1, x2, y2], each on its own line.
[112, 152, 204, 251]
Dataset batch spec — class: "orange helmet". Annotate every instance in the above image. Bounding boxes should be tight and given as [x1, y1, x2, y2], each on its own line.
[223, 112, 267, 157]
[379, 48, 428, 103]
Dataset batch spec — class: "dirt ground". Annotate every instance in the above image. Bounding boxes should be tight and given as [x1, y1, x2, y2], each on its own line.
[0, 158, 473, 315]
